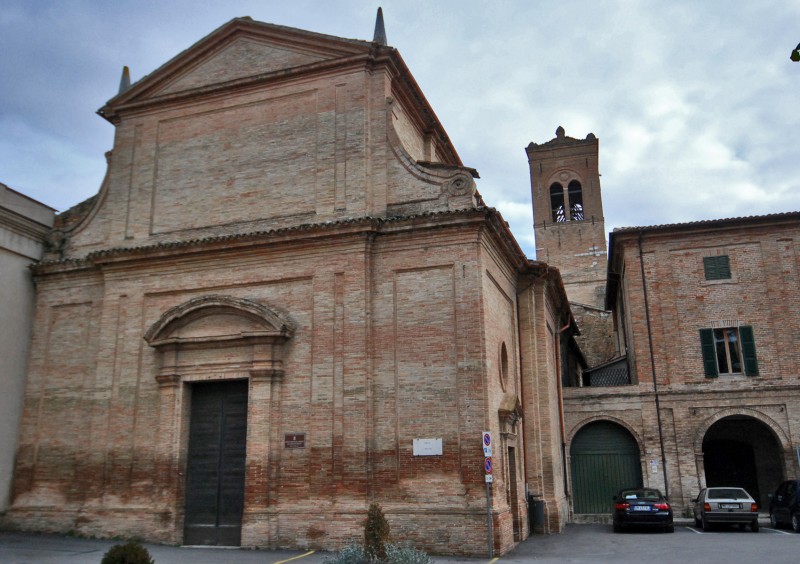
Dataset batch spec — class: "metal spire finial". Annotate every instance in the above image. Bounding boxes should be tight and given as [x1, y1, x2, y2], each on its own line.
[118, 66, 131, 94]
[373, 7, 387, 46]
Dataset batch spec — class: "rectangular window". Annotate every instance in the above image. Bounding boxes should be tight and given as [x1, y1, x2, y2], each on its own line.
[703, 255, 731, 280]
[714, 328, 741, 373]
[699, 326, 758, 377]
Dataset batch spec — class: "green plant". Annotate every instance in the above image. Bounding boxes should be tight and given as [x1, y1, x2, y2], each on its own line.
[363, 502, 391, 562]
[384, 543, 433, 564]
[322, 543, 369, 564]
[100, 541, 155, 564]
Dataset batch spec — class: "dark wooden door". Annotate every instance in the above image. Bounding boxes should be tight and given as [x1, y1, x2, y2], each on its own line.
[508, 447, 521, 541]
[184, 380, 248, 546]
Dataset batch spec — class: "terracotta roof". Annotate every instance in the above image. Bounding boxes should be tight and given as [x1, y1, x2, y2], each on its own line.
[612, 211, 800, 235]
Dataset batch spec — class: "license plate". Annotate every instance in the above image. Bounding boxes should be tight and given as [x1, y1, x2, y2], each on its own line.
[632, 506, 651, 511]
[719, 503, 740, 509]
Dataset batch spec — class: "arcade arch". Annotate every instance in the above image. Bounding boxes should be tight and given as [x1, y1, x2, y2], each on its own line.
[699, 415, 785, 508]
[570, 420, 642, 513]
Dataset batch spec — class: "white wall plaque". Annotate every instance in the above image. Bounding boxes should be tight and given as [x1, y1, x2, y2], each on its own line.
[413, 438, 443, 456]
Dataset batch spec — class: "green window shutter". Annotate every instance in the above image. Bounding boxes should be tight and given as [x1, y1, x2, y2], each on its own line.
[699, 329, 719, 377]
[703, 255, 731, 280]
[703, 257, 718, 280]
[740, 325, 759, 376]
[718, 256, 731, 279]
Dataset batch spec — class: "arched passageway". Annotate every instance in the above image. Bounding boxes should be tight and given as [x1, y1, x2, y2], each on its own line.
[571, 421, 642, 513]
[702, 416, 784, 508]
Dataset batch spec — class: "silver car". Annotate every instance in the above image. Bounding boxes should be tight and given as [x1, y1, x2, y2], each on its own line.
[692, 487, 759, 532]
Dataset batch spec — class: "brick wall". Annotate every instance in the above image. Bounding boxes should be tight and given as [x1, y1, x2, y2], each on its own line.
[564, 216, 800, 514]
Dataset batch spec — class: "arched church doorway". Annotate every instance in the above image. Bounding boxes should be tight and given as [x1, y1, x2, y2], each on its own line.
[570, 421, 642, 513]
[702, 415, 783, 508]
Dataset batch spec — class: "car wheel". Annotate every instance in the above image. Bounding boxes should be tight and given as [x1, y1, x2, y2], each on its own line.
[694, 514, 701, 527]
[665, 524, 674, 533]
[613, 521, 622, 533]
[792, 513, 800, 533]
[751, 520, 759, 532]
[770, 512, 778, 529]
[701, 515, 711, 532]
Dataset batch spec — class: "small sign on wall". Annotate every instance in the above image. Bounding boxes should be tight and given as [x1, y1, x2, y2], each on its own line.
[413, 438, 443, 456]
[284, 433, 306, 449]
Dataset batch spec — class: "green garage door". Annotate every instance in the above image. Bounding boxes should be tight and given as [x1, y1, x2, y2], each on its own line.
[570, 421, 642, 514]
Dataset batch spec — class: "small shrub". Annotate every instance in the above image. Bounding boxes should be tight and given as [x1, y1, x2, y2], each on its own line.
[363, 502, 391, 562]
[384, 543, 433, 564]
[100, 541, 155, 564]
[323, 541, 432, 564]
[322, 543, 369, 564]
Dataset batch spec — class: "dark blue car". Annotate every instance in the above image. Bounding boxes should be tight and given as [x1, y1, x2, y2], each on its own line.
[613, 488, 674, 533]
[769, 479, 800, 532]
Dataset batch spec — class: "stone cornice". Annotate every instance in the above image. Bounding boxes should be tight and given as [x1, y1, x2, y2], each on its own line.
[563, 380, 800, 401]
[0, 206, 51, 243]
[32, 208, 494, 276]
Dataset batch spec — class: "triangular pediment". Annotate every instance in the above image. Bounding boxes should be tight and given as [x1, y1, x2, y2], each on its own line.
[101, 17, 373, 115]
[154, 36, 329, 96]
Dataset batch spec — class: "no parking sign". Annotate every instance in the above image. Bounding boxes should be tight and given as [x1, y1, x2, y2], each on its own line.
[482, 432, 493, 484]
[482, 431, 492, 456]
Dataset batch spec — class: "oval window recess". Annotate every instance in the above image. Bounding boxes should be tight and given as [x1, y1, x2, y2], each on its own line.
[500, 342, 509, 391]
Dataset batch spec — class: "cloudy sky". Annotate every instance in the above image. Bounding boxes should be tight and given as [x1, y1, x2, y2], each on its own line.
[2, 0, 799, 257]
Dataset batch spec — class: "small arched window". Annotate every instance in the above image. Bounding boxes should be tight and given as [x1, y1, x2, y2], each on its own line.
[568, 180, 584, 220]
[550, 183, 566, 222]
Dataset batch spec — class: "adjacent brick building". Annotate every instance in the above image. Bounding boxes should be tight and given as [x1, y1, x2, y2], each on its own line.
[531, 129, 800, 519]
[1, 16, 579, 556]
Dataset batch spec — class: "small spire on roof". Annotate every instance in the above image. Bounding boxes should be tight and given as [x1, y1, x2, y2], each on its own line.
[118, 66, 131, 94]
[373, 7, 387, 45]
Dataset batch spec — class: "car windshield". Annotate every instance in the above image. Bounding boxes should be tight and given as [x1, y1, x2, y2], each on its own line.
[620, 489, 661, 500]
[707, 488, 749, 500]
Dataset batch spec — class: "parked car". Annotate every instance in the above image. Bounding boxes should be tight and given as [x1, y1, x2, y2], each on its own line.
[769, 479, 800, 532]
[692, 487, 759, 532]
[612, 488, 674, 533]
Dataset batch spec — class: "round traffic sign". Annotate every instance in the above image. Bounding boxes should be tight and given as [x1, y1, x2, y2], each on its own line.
[484, 457, 492, 474]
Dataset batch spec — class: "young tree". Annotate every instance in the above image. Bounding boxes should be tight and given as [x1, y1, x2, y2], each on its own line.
[363, 502, 391, 562]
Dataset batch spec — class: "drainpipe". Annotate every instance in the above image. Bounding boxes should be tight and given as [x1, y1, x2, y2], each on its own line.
[638, 232, 669, 499]
[555, 319, 572, 501]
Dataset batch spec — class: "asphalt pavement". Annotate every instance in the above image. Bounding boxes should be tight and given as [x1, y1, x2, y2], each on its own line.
[0, 531, 485, 564]
[2, 516, 795, 564]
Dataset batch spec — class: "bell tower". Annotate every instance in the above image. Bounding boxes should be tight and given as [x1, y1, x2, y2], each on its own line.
[526, 127, 607, 308]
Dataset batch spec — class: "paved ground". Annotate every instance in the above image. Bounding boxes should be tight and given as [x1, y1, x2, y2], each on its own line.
[0, 531, 483, 564]
[2, 517, 798, 564]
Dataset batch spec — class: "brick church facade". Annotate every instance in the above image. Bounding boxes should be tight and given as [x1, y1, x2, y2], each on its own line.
[1, 16, 578, 556]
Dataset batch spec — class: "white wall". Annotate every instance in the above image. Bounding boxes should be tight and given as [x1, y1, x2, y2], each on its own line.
[0, 185, 54, 511]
